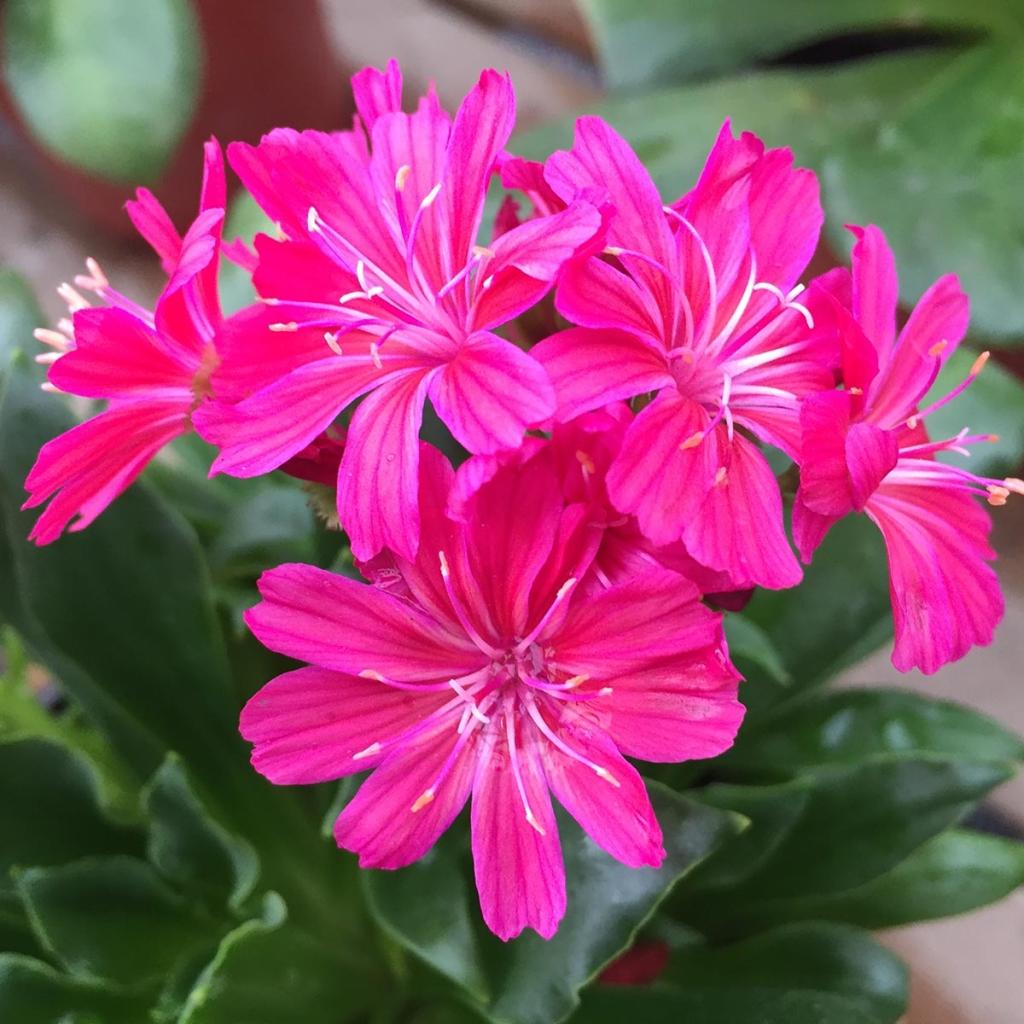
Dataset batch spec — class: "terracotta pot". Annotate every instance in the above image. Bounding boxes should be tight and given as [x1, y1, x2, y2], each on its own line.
[0, 0, 349, 236]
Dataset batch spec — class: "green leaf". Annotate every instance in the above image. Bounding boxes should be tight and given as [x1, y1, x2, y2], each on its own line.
[0, 271, 43, 374]
[368, 783, 745, 1024]
[662, 922, 907, 1023]
[721, 687, 1024, 778]
[923, 345, 1024, 476]
[143, 755, 260, 912]
[177, 892, 376, 1024]
[760, 828, 1024, 930]
[578, 0, 1002, 89]
[676, 756, 1011, 937]
[1, 631, 141, 820]
[0, 954, 145, 1023]
[740, 515, 892, 712]
[365, 832, 489, 1004]
[208, 485, 317, 578]
[574, 3, 1024, 343]
[574, 986, 883, 1024]
[2, 0, 201, 183]
[0, 350, 243, 783]
[724, 615, 790, 686]
[15, 856, 211, 987]
[0, 739, 139, 893]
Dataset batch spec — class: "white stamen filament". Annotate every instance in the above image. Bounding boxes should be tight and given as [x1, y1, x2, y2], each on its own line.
[523, 696, 620, 787]
[438, 551, 502, 658]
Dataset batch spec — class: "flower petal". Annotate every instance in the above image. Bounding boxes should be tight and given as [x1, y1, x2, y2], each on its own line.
[472, 725, 564, 940]
[352, 58, 403, 128]
[229, 128, 407, 284]
[339, 369, 432, 561]
[533, 327, 671, 425]
[50, 308, 194, 398]
[336, 722, 477, 869]
[442, 69, 516, 268]
[24, 399, 187, 544]
[791, 493, 840, 564]
[240, 666, 447, 783]
[555, 256, 665, 340]
[540, 709, 664, 868]
[245, 563, 483, 681]
[606, 391, 715, 546]
[546, 116, 676, 313]
[683, 433, 802, 590]
[602, 646, 744, 763]
[867, 481, 1003, 675]
[196, 356, 397, 478]
[552, 567, 720, 677]
[849, 224, 898, 363]
[429, 333, 553, 454]
[462, 454, 563, 638]
[473, 201, 601, 331]
[868, 273, 969, 427]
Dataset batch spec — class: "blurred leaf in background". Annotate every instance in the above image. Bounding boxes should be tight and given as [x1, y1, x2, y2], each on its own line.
[546, 1, 1024, 344]
[2, 0, 202, 183]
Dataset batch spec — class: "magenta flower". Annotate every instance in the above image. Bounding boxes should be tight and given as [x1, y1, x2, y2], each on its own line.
[195, 61, 600, 561]
[449, 402, 739, 597]
[23, 141, 226, 544]
[794, 225, 1021, 673]
[240, 447, 743, 940]
[532, 118, 835, 590]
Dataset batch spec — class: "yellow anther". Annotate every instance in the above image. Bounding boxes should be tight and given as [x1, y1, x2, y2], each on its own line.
[680, 432, 704, 451]
[411, 789, 435, 813]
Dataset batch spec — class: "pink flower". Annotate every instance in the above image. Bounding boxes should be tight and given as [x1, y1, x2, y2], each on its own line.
[794, 225, 1020, 674]
[449, 402, 740, 597]
[533, 118, 835, 590]
[23, 141, 226, 544]
[240, 446, 743, 940]
[194, 61, 600, 561]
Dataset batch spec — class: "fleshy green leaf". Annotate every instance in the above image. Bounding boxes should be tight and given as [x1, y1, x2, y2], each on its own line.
[573, 3, 1024, 343]
[721, 687, 1024, 778]
[0, 739, 139, 893]
[752, 828, 1024, 930]
[143, 755, 260, 912]
[368, 783, 745, 1024]
[15, 856, 211, 986]
[2, 0, 201, 183]
[577, 0, 999, 89]
[662, 922, 907, 1023]
[207, 485, 317, 578]
[1, 631, 140, 820]
[0, 954, 145, 1023]
[573, 986, 883, 1024]
[676, 756, 1012, 937]
[723, 615, 790, 686]
[741, 515, 892, 712]
[177, 892, 376, 1024]
[364, 832, 489, 1004]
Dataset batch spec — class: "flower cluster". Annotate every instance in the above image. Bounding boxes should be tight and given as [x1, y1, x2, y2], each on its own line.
[24, 61, 1020, 939]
